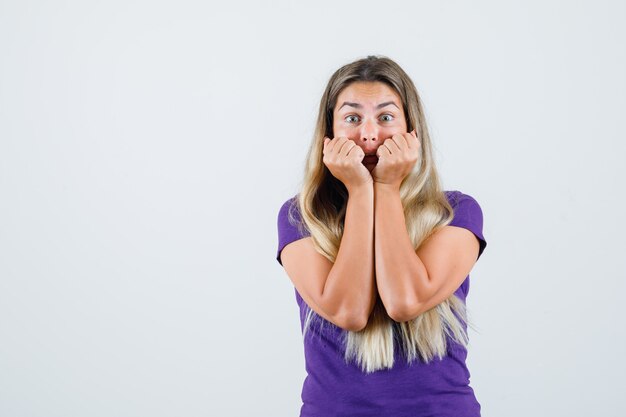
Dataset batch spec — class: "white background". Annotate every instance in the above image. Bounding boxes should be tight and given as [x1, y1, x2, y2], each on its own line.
[1, 1, 624, 416]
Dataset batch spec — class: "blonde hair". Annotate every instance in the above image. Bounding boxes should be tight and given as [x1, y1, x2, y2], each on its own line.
[292, 55, 477, 374]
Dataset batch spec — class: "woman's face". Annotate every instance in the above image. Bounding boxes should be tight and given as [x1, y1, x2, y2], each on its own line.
[332, 81, 408, 171]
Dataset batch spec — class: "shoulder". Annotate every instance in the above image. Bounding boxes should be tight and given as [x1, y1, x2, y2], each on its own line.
[278, 194, 303, 226]
[444, 190, 483, 218]
[444, 189, 479, 206]
[276, 194, 311, 266]
[444, 189, 487, 260]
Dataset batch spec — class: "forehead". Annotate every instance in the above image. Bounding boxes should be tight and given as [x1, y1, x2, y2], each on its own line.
[335, 81, 402, 109]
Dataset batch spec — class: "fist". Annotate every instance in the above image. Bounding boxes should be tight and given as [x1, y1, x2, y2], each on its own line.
[322, 136, 373, 190]
[371, 129, 421, 188]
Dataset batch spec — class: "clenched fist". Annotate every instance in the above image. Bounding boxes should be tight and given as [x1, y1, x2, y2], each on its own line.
[323, 136, 373, 191]
[371, 129, 421, 188]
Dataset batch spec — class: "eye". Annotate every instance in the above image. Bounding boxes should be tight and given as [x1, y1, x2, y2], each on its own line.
[345, 115, 360, 123]
[380, 114, 394, 122]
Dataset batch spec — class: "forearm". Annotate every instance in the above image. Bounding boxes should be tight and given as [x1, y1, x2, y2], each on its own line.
[323, 185, 376, 327]
[373, 183, 430, 319]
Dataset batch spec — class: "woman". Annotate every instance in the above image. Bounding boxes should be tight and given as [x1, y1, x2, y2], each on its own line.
[275, 55, 487, 417]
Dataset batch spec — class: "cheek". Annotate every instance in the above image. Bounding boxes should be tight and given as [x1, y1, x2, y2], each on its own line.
[332, 125, 349, 137]
[378, 130, 398, 140]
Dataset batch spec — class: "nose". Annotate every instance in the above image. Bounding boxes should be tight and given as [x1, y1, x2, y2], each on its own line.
[359, 119, 379, 154]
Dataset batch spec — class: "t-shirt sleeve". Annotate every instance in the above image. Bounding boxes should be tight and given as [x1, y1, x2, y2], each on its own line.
[448, 191, 487, 261]
[276, 196, 311, 266]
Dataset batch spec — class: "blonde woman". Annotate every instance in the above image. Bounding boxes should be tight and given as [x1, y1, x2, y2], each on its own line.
[276, 55, 487, 417]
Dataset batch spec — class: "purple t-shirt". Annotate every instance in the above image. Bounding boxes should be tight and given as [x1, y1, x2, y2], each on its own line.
[276, 190, 487, 417]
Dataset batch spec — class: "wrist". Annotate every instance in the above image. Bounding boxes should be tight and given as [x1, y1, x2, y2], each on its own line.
[373, 181, 400, 193]
[347, 182, 374, 197]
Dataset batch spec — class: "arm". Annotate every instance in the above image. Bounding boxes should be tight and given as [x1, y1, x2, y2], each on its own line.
[323, 184, 377, 330]
[373, 183, 428, 321]
[280, 184, 376, 332]
[373, 183, 480, 322]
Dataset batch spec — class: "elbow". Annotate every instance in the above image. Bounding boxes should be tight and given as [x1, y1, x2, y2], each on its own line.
[335, 310, 369, 332]
[383, 278, 427, 323]
[387, 305, 408, 323]
[345, 317, 368, 332]
[387, 300, 423, 323]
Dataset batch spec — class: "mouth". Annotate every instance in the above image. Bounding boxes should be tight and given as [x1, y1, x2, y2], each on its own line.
[363, 156, 378, 164]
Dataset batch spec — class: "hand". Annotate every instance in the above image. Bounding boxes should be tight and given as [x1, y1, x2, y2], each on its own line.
[371, 129, 421, 188]
[323, 136, 373, 190]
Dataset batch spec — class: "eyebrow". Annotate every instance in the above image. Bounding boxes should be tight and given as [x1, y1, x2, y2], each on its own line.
[338, 101, 400, 111]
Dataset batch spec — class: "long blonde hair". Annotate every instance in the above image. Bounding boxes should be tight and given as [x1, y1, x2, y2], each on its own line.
[293, 55, 476, 374]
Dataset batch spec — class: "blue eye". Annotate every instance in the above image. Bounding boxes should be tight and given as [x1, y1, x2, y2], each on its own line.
[344, 114, 394, 123]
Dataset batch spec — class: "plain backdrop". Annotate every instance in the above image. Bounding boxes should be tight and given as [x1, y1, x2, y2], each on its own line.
[1, 1, 624, 416]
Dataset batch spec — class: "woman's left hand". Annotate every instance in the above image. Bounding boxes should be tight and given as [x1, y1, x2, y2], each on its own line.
[372, 129, 421, 188]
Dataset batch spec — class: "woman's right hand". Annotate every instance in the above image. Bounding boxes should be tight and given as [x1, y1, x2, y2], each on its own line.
[323, 136, 373, 190]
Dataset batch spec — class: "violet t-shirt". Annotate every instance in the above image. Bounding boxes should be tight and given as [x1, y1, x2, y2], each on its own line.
[276, 190, 487, 417]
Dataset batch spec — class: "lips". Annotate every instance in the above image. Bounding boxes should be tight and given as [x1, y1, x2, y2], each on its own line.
[363, 155, 379, 164]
